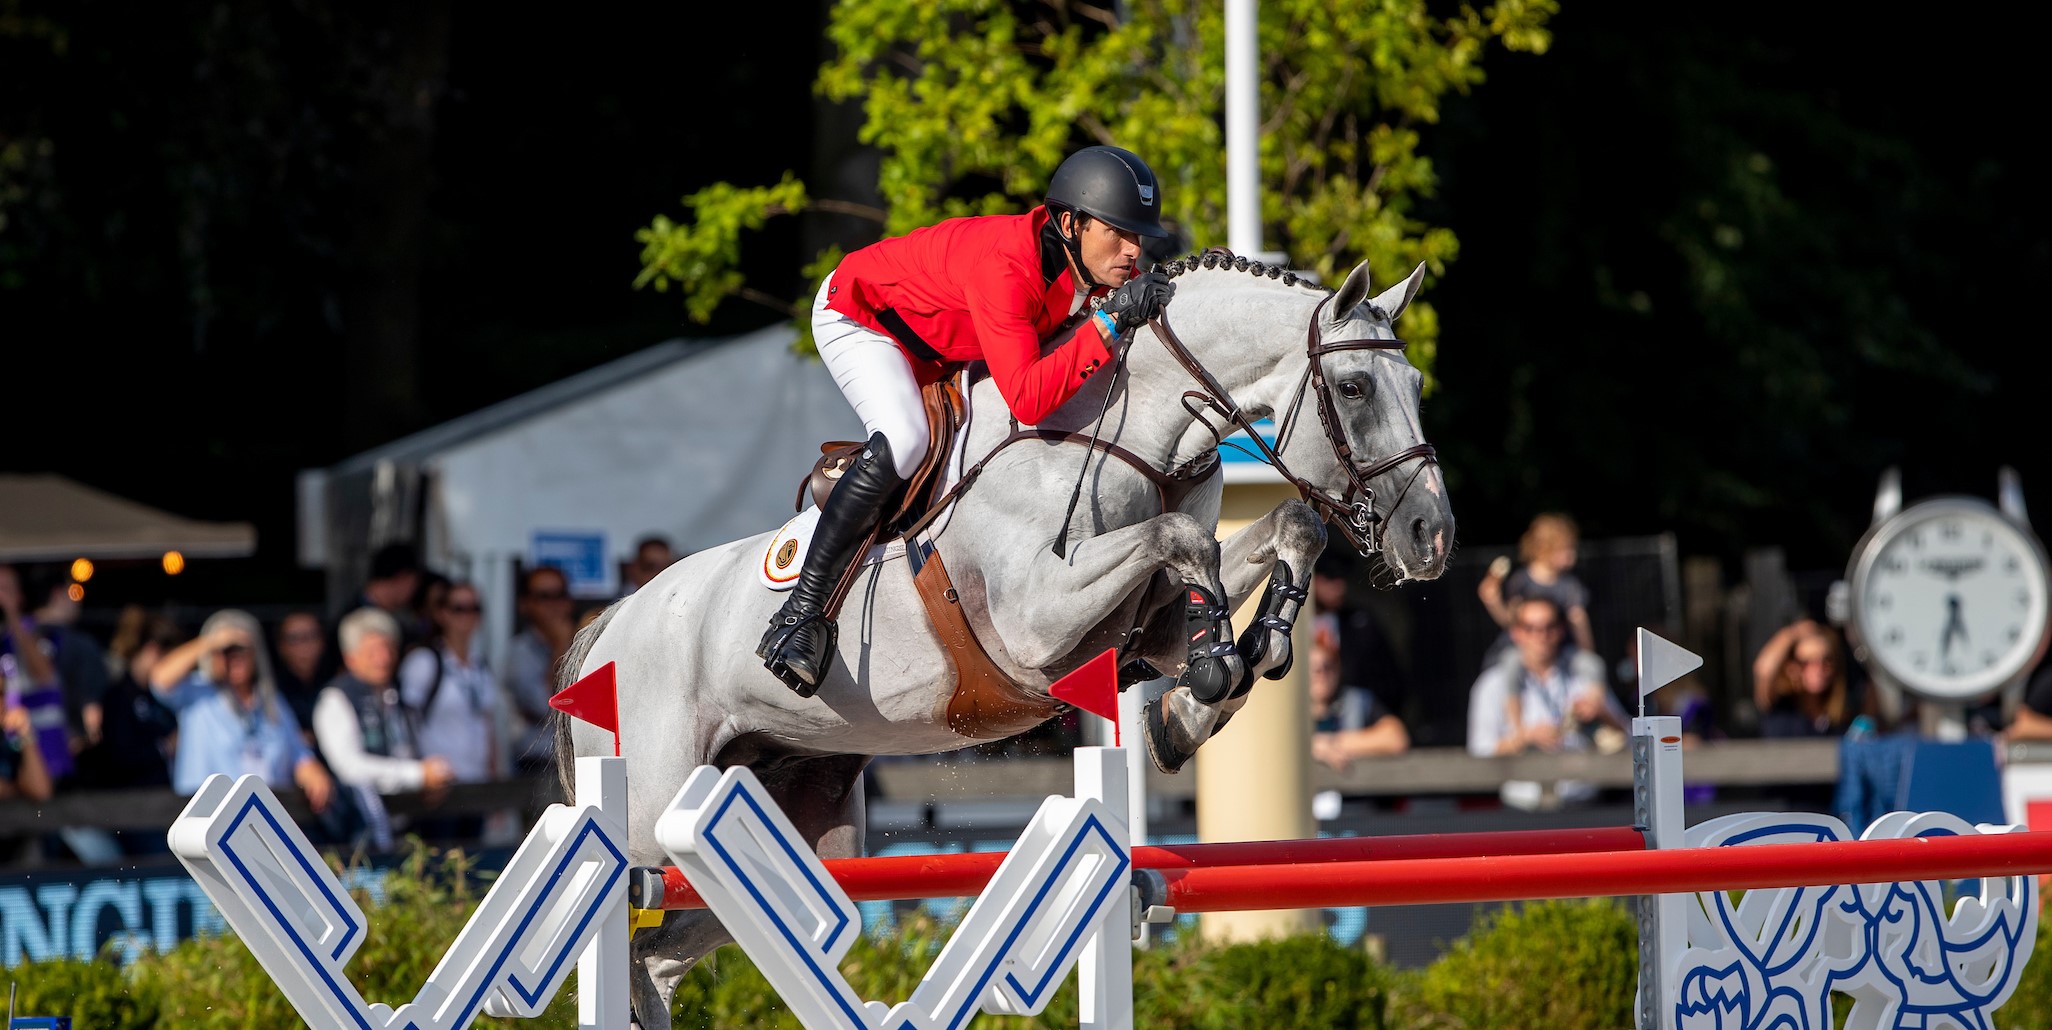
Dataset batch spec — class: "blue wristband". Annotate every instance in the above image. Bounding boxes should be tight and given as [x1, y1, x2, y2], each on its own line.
[1094, 308, 1121, 341]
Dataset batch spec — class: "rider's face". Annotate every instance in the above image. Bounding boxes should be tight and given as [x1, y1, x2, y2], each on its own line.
[1065, 214, 1143, 287]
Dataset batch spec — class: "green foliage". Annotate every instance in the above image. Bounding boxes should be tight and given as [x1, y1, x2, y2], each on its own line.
[1131, 930, 1396, 1030]
[1989, 910, 2052, 1030]
[636, 0, 1557, 371]
[3, 956, 160, 1029]
[1397, 898, 1638, 1029]
[635, 174, 814, 323]
[136, 841, 576, 1028]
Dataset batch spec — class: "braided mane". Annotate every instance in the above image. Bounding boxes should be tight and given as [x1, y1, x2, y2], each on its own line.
[1155, 247, 1333, 295]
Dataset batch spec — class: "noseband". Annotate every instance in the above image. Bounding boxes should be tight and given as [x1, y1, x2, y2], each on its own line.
[1147, 293, 1438, 556]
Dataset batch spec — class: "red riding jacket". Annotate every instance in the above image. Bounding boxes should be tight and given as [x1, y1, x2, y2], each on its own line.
[823, 206, 1113, 425]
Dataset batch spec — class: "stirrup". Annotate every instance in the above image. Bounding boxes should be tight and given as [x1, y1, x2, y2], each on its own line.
[760, 609, 836, 697]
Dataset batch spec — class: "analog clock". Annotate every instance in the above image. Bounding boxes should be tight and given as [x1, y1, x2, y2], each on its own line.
[1846, 492, 2051, 703]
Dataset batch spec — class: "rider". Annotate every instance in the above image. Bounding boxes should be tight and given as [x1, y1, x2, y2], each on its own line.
[758, 145, 1178, 694]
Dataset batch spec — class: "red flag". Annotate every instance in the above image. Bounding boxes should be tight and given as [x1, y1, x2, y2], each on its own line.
[551, 662, 620, 754]
[1051, 648, 1121, 744]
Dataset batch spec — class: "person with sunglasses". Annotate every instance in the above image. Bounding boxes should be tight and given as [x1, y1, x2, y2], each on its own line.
[272, 610, 331, 748]
[150, 609, 333, 816]
[505, 565, 576, 774]
[399, 582, 500, 786]
[1752, 617, 1860, 738]
[1467, 596, 1626, 810]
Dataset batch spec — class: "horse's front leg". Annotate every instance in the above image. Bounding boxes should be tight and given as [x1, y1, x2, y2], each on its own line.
[1215, 498, 1328, 710]
[989, 510, 1244, 696]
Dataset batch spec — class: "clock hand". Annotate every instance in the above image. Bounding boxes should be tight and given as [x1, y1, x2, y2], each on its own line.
[1941, 593, 1968, 658]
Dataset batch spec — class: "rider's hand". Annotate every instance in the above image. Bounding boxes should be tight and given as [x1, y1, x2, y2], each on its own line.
[1100, 270, 1175, 332]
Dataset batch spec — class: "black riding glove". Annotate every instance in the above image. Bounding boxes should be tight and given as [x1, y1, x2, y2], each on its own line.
[1099, 270, 1175, 333]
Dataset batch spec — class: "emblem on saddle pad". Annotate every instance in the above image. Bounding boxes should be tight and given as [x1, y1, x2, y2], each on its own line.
[759, 508, 908, 593]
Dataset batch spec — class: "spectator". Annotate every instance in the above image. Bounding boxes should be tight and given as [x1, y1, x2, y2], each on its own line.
[1309, 551, 1410, 715]
[314, 607, 455, 851]
[77, 611, 179, 789]
[29, 569, 109, 754]
[1752, 618, 1858, 738]
[506, 565, 575, 773]
[624, 535, 677, 594]
[1477, 513, 1597, 669]
[407, 570, 451, 654]
[1308, 628, 1408, 771]
[0, 564, 73, 783]
[1467, 596, 1626, 810]
[2004, 652, 2052, 743]
[0, 702, 54, 803]
[272, 610, 329, 746]
[0, 696, 54, 865]
[150, 610, 333, 818]
[72, 611, 180, 857]
[338, 542, 427, 656]
[399, 581, 500, 840]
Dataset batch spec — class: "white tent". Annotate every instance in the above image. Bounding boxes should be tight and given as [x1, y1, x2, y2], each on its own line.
[298, 326, 863, 666]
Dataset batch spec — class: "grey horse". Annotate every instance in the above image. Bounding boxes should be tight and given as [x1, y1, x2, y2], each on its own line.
[557, 254, 1455, 1027]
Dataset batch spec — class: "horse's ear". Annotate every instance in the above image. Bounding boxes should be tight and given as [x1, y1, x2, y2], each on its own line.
[1330, 260, 1375, 325]
[1370, 261, 1428, 323]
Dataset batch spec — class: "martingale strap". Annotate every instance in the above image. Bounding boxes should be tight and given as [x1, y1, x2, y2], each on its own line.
[913, 550, 1061, 739]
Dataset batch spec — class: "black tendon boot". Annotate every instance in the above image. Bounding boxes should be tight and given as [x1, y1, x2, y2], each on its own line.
[758, 432, 906, 695]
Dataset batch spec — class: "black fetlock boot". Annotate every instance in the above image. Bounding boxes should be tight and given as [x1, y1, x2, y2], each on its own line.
[758, 432, 905, 696]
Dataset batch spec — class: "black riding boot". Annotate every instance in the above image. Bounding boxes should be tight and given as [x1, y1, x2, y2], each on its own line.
[758, 432, 905, 695]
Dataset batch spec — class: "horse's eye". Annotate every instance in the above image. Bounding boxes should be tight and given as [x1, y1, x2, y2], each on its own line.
[1337, 380, 1365, 400]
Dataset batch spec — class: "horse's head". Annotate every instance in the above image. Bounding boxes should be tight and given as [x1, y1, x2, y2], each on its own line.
[1139, 253, 1453, 583]
[1293, 259, 1454, 581]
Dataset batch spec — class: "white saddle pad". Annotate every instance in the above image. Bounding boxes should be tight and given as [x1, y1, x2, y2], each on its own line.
[758, 507, 909, 592]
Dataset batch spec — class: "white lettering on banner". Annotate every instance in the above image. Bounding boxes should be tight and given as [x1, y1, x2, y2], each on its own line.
[3, 865, 388, 969]
[654, 765, 1131, 1030]
[169, 762, 628, 1030]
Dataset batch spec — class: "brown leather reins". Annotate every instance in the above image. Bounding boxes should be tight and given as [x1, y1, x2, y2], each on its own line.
[1146, 293, 1437, 556]
[904, 293, 1433, 557]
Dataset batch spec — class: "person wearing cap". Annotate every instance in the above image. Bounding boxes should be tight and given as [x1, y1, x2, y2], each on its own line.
[758, 145, 1177, 693]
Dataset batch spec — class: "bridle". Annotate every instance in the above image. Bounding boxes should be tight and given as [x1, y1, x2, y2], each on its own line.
[1147, 293, 1438, 555]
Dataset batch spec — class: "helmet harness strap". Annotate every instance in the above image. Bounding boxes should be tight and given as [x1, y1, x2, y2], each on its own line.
[1053, 205, 1104, 290]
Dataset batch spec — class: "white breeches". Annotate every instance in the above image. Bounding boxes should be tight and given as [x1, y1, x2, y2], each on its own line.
[812, 272, 930, 479]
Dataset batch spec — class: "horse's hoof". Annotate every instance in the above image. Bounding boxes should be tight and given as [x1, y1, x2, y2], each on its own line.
[1142, 697, 1200, 775]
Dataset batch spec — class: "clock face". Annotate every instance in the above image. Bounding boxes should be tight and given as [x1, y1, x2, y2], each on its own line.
[1850, 499, 2051, 701]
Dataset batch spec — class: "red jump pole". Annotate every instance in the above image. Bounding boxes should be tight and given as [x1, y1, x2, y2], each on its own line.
[1157, 829, 2052, 913]
[653, 826, 1647, 910]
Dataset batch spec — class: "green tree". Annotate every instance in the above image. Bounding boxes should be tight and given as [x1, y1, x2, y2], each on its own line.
[636, 0, 1556, 372]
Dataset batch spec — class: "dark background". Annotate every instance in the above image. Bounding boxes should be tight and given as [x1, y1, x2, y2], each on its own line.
[4, 0, 2046, 617]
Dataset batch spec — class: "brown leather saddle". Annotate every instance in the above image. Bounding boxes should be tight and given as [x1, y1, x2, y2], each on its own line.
[797, 379, 964, 528]
[791, 378, 1061, 739]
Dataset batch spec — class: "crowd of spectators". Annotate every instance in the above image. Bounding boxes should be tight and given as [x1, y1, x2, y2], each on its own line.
[19, 507, 2052, 858]
[0, 536, 681, 867]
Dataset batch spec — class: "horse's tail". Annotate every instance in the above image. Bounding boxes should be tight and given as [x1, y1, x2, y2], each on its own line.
[552, 598, 627, 803]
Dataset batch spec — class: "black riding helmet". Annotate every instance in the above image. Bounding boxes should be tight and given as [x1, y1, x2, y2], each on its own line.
[1045, 145, 1172, 240]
